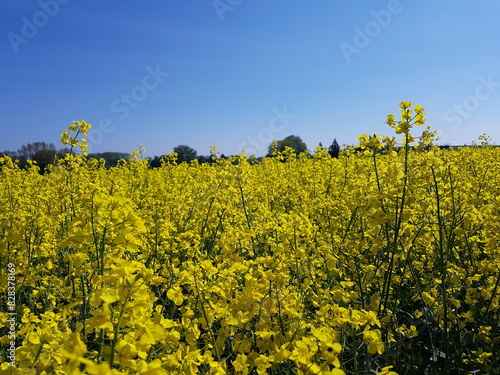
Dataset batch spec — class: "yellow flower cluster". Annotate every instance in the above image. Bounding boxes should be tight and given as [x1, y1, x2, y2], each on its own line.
[61, 120, 92, 155]
[1, 104, 499, 374]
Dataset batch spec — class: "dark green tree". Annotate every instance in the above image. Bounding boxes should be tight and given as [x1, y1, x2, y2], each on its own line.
[57, 148, 71, 158]
[268, 135, 307, 155]
[173, 145, 197, 163]
[328, 138, 340, 158]
[87, 152, 128, 167]
[33, 148, 57, 172]
[149, 156, 162, 168]
[15, 142, 57, 171]
[1, 150, 18, 159]
[197, 155, 208, 164]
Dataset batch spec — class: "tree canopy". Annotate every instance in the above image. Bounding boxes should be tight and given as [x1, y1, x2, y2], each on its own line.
[268, 135, 307, 155]
[328, 138, 340, 158]
[173, 145, 198, 163]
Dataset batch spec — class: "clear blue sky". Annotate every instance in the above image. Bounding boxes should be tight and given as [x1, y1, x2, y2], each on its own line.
[1, 1, 500, 157]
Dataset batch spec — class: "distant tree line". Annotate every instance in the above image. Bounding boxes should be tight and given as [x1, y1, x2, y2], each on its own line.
[1, 142, 70, 172]
[149, 145, 212, 167]
[1, 142, 132, 172]
[2, 135, 344, 173]
[265, 135, 340, 158]
[88, 152, 130, 167]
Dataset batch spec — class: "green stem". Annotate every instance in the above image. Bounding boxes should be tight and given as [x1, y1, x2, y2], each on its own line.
[237, 177, 252, 231]
[379, 132, 410, 316]
[97, 328, 105, 363]
[80, 274, 88, 338]
[30, 341, 46, 370]
[431, 166, 449, 372]
[99, 226, 107, 277]
[109, 288, 133, 366]
[485, 267, 500, 314]
[193, 269, 221, 363]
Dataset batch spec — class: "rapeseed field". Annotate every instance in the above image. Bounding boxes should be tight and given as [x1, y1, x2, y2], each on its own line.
[1, 103, 499, 374]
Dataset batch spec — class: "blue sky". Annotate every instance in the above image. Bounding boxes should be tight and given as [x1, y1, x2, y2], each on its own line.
[1, 0, 500, 157]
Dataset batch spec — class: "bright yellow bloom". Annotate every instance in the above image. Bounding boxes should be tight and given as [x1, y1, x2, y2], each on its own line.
[399, 100, 411, 109]
[167, 285, 184, 306]
[377, 365, 399, 375]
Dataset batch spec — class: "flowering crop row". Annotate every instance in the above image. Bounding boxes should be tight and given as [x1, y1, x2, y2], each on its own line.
[0, 104, 499, 374]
